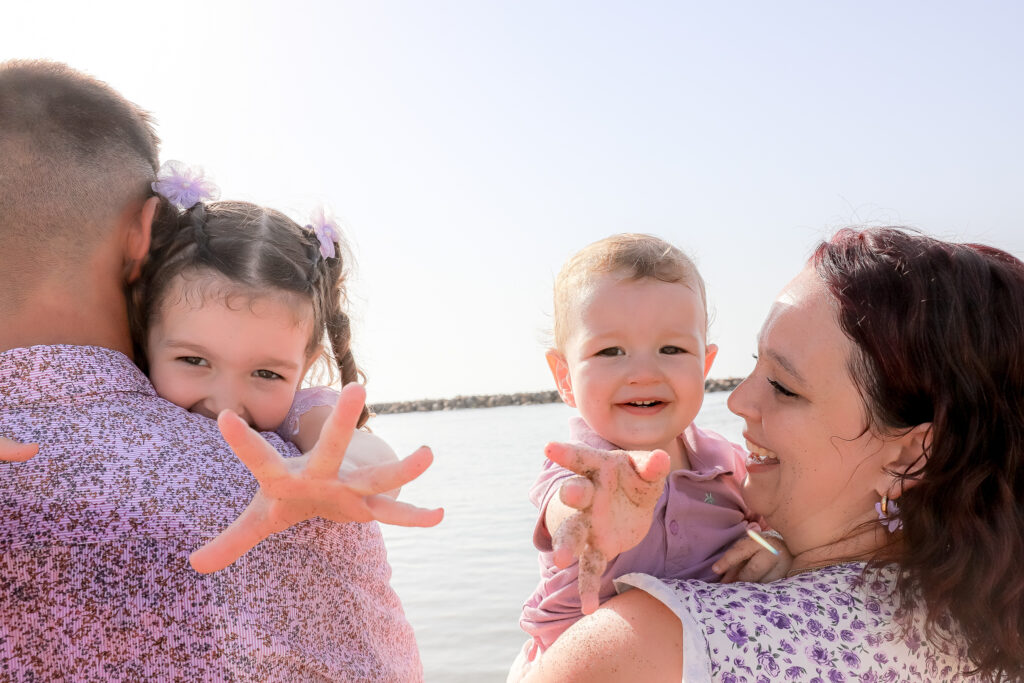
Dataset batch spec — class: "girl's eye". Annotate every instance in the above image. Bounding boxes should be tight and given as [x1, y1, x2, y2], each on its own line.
[767, 378, 799, 398]
[254, 369, 284, 381]
[179, 356, 208, 367]
[661, 345, 686, 355]
[595, 347, 624, 357]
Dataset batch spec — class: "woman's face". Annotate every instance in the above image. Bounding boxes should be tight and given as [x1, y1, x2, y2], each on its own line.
[727, 267, 895, 554]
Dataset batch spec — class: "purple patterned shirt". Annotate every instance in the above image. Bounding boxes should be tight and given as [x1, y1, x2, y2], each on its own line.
[0, 345, 421, 681]
[618, 563, 979, 682]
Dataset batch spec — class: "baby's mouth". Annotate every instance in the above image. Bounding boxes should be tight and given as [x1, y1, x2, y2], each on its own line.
[625, 400, 663, 408]
[746, 439, 780, 466]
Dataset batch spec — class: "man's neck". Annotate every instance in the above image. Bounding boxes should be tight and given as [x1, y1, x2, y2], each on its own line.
[0, 277, 134, 358]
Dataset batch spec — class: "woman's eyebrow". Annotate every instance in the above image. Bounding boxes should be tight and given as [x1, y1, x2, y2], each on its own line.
[765, 348, 806, 384]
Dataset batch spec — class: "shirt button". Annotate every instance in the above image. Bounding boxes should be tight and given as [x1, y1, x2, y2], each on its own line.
[669, 519, 679, 535]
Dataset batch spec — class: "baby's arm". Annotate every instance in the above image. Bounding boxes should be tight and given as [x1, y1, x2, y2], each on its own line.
[290, 404, 401, 499]
[543, 442, 670, 614]
[0, 437, 37, 462]
[712, 529, 792, 583]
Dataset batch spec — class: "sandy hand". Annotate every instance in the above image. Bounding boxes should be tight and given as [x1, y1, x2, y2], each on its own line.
[190, 383, 444, 573]
[0, 437, 38, 462]
[545, 441, 670, 614]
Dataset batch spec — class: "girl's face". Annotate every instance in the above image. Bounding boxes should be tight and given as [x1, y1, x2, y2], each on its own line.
[727, 268, 896, 554]
[146, 273, 317, 432]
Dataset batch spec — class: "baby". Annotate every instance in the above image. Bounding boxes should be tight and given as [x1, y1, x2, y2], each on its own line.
[511, 234, 788, 678]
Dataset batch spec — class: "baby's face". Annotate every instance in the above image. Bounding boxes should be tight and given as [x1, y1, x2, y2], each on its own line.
[146, 273, 316, 432]
[551, 274, 715, 454]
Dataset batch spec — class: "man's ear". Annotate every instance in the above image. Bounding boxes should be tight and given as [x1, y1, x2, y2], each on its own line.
[545, 349, 576, 408]
[876, 422, 932, 499]
[703, 343, 718, 379]
[124, 195, 159, 283]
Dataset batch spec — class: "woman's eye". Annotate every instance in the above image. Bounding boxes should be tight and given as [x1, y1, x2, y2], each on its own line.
[767, 378, 799, 398]
[661, 345, 686, 355]
[595, 347, 624, 357]
[254, 369, 284, 381]
[178, 356, 208, 367]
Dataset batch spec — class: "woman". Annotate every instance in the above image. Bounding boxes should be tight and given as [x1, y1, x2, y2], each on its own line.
[523, 227, 1024, 682]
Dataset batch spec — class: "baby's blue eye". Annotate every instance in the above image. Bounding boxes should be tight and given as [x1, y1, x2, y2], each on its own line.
[254, 369, 284, 381]
[178, 356, 208, 367]
[595, 347, 624, 357]
[661, 346, 686, 355]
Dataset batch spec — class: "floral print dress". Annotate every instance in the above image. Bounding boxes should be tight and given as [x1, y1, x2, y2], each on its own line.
[617, 563, 978, 683]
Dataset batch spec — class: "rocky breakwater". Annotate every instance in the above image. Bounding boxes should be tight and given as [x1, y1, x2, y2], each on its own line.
[369, 377, 743, 415]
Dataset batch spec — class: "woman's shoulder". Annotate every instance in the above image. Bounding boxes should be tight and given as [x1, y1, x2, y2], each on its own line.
[618, 563, 979, 682]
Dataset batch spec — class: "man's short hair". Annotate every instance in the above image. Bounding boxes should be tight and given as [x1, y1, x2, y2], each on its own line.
[0, 60, 160, 300]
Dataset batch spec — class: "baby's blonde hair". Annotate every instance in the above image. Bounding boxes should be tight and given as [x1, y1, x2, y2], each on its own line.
[553, 233, 707, 350]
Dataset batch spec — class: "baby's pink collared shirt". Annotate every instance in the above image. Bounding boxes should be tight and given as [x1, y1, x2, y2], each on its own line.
[520, 416, 756, 652]
[0, 345, 421, 681]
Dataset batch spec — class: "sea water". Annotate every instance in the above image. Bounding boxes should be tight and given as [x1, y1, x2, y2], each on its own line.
[375, 391, 745, 683]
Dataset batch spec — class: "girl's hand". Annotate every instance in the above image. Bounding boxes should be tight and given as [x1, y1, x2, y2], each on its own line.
[712, 532, 792, 583]
[0, 437, 37, 462]
[189, 383, 444, 573]
[545, 442, 670, 614]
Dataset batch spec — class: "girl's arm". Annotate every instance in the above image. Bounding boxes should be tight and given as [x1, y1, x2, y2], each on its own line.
[0, 437, 37, 462]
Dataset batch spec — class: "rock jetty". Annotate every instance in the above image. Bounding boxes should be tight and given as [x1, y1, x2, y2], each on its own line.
[368, 377, 743, 415]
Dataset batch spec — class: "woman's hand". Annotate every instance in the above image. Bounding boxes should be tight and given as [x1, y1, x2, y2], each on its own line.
[189, 382, 444, 573]
[545, 441, 670, 614]
[0, 437, 37, 462]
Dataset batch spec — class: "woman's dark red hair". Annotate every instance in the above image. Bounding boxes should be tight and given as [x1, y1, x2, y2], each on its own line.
[814, 227, 1024, 681]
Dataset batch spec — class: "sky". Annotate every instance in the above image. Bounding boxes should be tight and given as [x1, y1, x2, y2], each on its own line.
[5, 2, 1023, 403]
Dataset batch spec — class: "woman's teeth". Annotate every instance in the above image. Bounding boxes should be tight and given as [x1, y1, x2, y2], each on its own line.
[746, 440, 780, 465]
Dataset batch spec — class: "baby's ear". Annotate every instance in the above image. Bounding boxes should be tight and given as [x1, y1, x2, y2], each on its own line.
[703, 343, 719, 379]
[545, 349, 576, 408]
[876, 422, 932, 499]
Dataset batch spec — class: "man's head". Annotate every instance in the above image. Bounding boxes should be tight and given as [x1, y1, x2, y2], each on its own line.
[0, 60, 159, 305]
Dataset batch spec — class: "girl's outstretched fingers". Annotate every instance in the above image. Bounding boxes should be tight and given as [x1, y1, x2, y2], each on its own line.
[307, 382, 365, 479]
[0, 437, 37, 463]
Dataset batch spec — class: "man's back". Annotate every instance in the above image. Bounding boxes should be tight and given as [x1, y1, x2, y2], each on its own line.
[0, 344, 421, 681]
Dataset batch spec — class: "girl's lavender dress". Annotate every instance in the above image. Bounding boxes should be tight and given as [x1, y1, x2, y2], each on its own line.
[617, 563, 978, 683]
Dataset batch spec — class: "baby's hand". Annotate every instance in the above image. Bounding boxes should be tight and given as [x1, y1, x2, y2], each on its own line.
[0, 437, 37, 462]
[713, 531, 792, 583]
[545, 441, 670, 615]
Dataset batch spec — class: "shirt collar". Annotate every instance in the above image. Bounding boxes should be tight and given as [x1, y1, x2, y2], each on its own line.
[0, 344, 155, 407]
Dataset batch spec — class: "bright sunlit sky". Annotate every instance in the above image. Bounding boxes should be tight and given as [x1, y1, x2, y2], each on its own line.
[5, 2, 1023, 403]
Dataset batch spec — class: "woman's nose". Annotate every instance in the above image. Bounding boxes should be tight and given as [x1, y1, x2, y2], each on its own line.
[726, 375, 757, 419]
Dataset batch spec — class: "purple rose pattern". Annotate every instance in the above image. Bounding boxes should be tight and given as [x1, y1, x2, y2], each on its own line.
[648, 563, 979, 682]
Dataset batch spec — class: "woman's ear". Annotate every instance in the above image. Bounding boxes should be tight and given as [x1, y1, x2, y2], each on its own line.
[545, 349, 576, 408]
[876, 422, 932, 499]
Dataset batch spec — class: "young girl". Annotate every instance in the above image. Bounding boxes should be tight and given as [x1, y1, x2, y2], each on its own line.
[130, 161, 392, 467]
[510, 234, 790, 680]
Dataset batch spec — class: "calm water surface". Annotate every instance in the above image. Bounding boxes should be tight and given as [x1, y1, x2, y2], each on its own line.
[375, 392, 745, 683]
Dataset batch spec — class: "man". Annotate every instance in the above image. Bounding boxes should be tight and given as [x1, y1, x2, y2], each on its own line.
[0, 60, 440, 680]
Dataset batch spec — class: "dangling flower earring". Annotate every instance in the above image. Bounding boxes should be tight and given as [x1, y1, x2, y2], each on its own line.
[875, 495, 902, 533]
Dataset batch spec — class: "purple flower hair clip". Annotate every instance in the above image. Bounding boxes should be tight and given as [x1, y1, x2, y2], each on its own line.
[152, 160, 220, 210]
[307, 207, 342, 259]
